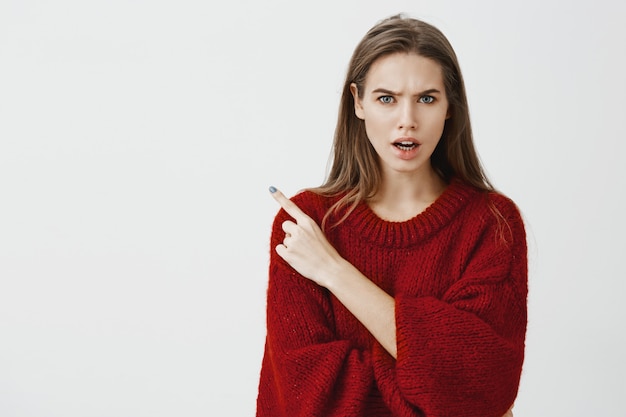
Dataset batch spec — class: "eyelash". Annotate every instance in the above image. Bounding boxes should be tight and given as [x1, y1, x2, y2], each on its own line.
[377, 95, 436, 104]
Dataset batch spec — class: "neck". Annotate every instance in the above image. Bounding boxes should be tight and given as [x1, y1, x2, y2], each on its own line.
[368, 166, 447, 221]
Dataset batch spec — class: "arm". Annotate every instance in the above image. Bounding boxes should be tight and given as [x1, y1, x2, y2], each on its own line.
[371, 197, 527, 417]
[271, 188, 398, 358]
[324, 260, 398, 358]
[257, 199, 377, 417]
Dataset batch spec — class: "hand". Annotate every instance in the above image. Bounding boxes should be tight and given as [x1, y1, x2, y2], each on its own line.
[269, 186, 344, 287]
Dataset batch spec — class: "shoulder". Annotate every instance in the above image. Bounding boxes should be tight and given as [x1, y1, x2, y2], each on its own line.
[452, 179, 523, 223]
[452, 186, 527, 279]
[484, 190, 526, 248]
[487, 191, 523, 222]
[452, 181, 526, 247]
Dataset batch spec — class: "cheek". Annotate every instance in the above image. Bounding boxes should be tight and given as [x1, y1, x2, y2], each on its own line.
[424, 109, 449, 132]
[362, 122, 377, 146]
[436, 114, 448, 131]
[362, 107, 393, 128]
[363, 116, 390, 142]
[362, 121, 387, 153]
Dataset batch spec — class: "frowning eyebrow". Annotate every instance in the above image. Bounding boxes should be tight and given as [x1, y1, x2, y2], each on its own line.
[371, 88, 442, 96]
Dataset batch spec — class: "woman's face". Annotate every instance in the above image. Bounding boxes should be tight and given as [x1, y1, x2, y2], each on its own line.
[351, 52, 449, 180]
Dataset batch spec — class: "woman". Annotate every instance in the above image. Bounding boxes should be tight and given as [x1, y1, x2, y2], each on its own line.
[257, 14, 526, 417]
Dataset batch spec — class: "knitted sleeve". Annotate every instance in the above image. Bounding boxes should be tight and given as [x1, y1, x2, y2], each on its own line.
[373, 196, 528, 417]
[256, 205, 376, 417]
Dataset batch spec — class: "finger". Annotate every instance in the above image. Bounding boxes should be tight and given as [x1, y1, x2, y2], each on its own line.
[282, 220, 297, 234]
[275, 243, 288, 258]
[269, 186, 308, 222]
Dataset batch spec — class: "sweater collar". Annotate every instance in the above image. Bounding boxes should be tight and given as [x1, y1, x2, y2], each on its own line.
[344, 178, 478, 247]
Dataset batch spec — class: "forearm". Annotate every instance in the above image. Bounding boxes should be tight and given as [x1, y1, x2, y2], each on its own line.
[322, 259, 397, 359]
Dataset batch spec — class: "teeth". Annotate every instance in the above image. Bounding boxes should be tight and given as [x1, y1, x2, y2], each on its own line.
[394, 142, 417, 150]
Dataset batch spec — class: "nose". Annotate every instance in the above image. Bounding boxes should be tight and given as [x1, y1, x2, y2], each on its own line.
[397, 101, 417, 130]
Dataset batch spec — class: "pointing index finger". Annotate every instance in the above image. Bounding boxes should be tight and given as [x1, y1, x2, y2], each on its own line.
[269, 186, 307, 222]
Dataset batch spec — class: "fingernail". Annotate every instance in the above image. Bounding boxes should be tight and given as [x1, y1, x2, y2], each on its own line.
[269, 186, 277, 193]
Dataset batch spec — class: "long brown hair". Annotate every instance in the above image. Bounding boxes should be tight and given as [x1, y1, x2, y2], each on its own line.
[312, 14, 495, 226]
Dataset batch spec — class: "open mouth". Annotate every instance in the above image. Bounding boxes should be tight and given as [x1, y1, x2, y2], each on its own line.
[393, 141, 419, 151]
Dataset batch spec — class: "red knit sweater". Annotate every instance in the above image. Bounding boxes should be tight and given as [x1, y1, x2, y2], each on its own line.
[256, 179, 527, 417]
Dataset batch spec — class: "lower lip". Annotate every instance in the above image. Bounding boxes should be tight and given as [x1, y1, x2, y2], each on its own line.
[391, 144, 420, 160]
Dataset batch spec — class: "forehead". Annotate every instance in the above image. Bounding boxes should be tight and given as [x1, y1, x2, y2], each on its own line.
[364, 52, 445, 91]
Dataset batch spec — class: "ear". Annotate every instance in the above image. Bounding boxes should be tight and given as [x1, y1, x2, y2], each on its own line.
[350, 83, 365, 120]
[445, 104, 451, 120]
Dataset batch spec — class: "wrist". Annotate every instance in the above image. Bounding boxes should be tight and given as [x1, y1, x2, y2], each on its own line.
[321, 258, 356, 291]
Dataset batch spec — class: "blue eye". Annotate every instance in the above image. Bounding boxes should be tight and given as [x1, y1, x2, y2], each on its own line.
[378, 96, 394, 104]
[419, 96, 435, 104]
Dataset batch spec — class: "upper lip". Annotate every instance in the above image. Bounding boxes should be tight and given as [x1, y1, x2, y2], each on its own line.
[393, 137, 421, 145]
